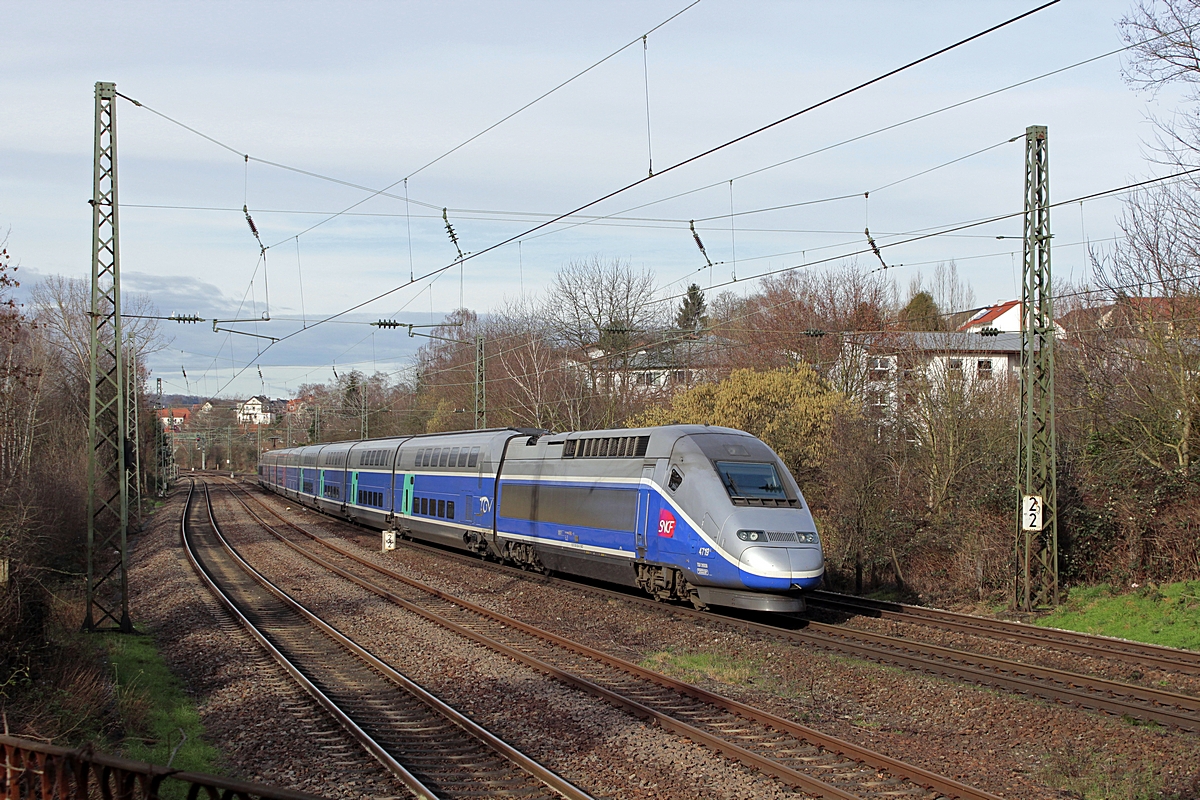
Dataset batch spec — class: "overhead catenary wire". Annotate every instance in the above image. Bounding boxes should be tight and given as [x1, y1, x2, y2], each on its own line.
[123, 0, 1064, 345]
[233, 248, 1187, 418]
[202, 237, 1189, 412]
[654, 163, 1200, 306]
[268, 0, 706, 246]
[115, 1, 704, 246]
[119, 6, 1185, 308]
[154, 1, 1185, 407]
[527, 39, 1153, 244]
[189, 155, 1199, 404]
[231, 0, 1066, 351]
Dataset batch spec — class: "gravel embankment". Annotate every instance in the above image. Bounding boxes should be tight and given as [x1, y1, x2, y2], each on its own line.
[250, 486, 1200, 800]
[129, 486, 410, 799]
[208, 486, 820, 800]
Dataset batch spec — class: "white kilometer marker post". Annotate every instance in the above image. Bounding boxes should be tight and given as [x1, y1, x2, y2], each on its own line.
[1021, 494, 1044, 532]
[382, 530, 397, 552]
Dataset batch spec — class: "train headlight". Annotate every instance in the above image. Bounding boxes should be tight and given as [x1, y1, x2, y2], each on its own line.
[799, 531, 819, 544]
[737, 530, 764, 542]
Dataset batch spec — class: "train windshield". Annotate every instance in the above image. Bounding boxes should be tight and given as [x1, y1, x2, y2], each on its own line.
[715, 461, 788, 500]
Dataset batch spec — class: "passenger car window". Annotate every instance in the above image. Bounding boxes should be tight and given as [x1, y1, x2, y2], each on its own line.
[714, 461, 788, 500]
[668, 468, 683, 492]
[467, 446, 480, 467]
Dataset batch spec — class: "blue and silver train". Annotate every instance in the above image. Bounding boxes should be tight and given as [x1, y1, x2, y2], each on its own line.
[257, 425, 823, 613]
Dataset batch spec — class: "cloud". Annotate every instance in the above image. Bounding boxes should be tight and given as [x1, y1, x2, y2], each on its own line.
[122, 271, 239, 317]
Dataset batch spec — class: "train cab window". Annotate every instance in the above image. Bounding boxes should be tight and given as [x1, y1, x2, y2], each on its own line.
[715, 461, 788, 501]
[448, 447, 460, 467]
[467, 446, 480, 467]
[668, 468, 684, 492]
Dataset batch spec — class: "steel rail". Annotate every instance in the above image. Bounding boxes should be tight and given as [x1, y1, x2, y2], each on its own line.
[807, 590, 1200, 675]
[180, 482, 437, 800]
[240, 482, 1200, 732]
[226, 483, 1002, 800]
[184, 481, 593, 800]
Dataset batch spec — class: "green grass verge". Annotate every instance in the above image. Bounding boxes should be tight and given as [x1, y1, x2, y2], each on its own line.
[1037, 580, 1200, 651]
[1042, 746, 1181, 800]
[641, 649, 782, 692]
[103, 631, 219, 782]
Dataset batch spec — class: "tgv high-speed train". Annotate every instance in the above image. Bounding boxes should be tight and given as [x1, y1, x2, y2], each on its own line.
[258, 425, 824, 613]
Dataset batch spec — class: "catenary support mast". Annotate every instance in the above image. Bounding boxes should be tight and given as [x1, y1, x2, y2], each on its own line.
[1016, 125, 1059, 611]
[126, 336, 142, 523]
[475, 334, 486, 429]
[84, 81, 132, 633]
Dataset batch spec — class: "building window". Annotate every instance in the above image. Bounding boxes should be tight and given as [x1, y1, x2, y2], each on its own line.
[868, 357, 891, 379]
[977, 359, 993, 380]
[948, 358, 963, 371]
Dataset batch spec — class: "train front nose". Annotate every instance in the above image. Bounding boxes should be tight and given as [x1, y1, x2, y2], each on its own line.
[732, 531, 824, 591]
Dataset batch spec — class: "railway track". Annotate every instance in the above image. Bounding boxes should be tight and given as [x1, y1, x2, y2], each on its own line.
[181, 480, 593, 800]
[806, 590, 1200, 676]
[238, 482, 1200, 733]
[217, 481, 1003, 800]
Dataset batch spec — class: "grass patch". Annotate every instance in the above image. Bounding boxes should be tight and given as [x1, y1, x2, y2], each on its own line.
[1036, 580, 1200, 651]
[103, 631, 218, 782]
[641, 649, 775, 689]
[1042, 746, 1190, 800]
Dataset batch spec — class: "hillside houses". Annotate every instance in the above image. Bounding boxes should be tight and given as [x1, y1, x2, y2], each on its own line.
[236, 396, 277, 426]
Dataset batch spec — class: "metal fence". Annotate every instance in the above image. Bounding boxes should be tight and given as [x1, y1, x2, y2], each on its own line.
[1, 736, 323, 800]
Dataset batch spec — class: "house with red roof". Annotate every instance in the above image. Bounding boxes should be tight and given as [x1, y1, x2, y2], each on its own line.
[156, 407, 190, 431]
[957, 300, 1022, 334]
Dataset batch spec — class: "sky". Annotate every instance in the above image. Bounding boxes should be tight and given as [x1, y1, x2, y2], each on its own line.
[0, 0, 1187, 398]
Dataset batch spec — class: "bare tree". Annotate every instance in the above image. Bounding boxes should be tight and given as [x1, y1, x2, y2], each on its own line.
[488, 296, 585, 431]
[30, 275, 167, 412]
[1081, 182, 1200, 474]
[544, 257, 664, 427]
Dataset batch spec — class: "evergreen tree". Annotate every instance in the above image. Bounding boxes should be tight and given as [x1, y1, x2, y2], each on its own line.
[898, 291, 943, 331]
[676, 283, 708, 332]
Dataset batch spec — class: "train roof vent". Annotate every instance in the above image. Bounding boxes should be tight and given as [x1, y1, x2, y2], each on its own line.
[562, 434, 650, 459]
[731, 497, 800, 508]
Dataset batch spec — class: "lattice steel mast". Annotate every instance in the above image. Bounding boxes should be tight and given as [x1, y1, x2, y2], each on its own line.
[475, 334, 486, 429]
[126, 335, 142, 523]
[84, 81, 132, 632]
[1016, 124, 1058, 611]
[156, 378, 168, 496]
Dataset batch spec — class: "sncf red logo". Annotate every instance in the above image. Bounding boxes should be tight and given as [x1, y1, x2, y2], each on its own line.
[657, 509, 677, 538]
